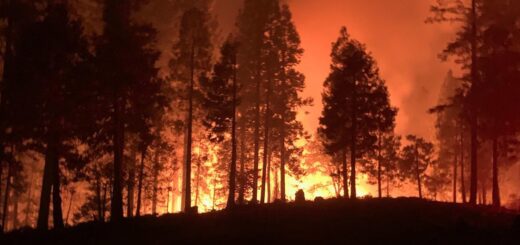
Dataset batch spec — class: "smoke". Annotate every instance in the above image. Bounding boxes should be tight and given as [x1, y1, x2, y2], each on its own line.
[212, 0, 458, 140]
[279, 0, 455, 140]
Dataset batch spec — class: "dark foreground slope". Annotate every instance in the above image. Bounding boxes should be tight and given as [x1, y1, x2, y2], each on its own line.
[2, 198, 519, 244]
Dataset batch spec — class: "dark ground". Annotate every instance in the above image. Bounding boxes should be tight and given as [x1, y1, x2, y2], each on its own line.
[2, 197, 520, 244]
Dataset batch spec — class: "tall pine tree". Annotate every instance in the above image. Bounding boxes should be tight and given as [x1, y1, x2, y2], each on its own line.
[319, 27, 394, 199]
[201, 37, 239, 208]
[96, 0, 160, 221]
[169, 6, 212, 212]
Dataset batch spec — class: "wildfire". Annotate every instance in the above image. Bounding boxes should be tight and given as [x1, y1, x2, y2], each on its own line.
[286, 166, 371, 199]
[160, 152, 374, 215]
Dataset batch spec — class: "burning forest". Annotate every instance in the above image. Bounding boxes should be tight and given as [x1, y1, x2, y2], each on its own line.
[0, 0, 520, 244]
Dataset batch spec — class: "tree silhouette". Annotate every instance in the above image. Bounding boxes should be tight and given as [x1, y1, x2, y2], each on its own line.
[5, 2, 90, 229]
[368, 84, 397, 198]
[364, 133, 401, 198]
[169, 6, 212, 212]
[0, 0, 42, 230]
[399, 135, 436, 199]
[433, 71, 465, 203]
[477, 0, 520, 207]
[425, 161, 450, 200]
[235, 0, 267, 204]
[430, 0, 520, 207]
[170, 5, 211, 210]
[319, 27, 394, 199]
[429, 0, 482, 205]
[268, 4, 310, 202]
[201, 37, 239, 208]
[96, 0, 160, 221]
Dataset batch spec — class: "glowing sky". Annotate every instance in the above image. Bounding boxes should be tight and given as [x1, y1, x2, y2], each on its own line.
[215, 0, 457, 140]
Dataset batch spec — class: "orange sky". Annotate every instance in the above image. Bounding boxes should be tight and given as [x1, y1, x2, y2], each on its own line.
[215, 0, 457, 140]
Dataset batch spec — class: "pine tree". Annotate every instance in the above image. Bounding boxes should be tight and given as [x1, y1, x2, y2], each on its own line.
[363, 133, 401, 198]
[478, 0, 520, 208]
[430, 0, 520, 207]
[235, 0, 273, 203]
[96, 0, 160, 221]
[429, 0, 482, 205]
[399, 135, 436, 199]
[269, 4, 310, 202]
[432, 71, 465, 203]
[319, 27, 394, 199]
[169, 6, 212, 212]
[0, 0, 42, 227]
[6, 2, 89, 229]
[201, 37, 239, 208]
[370, 83, 397, 198]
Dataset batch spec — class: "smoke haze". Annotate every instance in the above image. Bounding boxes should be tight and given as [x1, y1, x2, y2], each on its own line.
[215, 0, 457, 140]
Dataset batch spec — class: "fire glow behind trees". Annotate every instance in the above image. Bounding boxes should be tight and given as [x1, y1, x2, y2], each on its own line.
[0, 0, 519, 239]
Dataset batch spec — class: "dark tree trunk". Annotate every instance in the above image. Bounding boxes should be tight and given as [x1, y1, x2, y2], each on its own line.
[11, 191, 18, 230]
[237, 120, 246, 205]
[267, 150, 272, 203]
[280, 109, 286, 203]
[377, 133, 382, 198]
[273, 166, 279, 200]
[252, 67, 261, 204]
[350, 132, 357, 199]
[350, 84, 357, 199]
[386, 165, 390, 198]
[2, 157, 12, 231]
[181, 127, 187, 211]
[227, 60, 238, 209]
[96, 170, 103, 221]
[280, 75, 287, 203]
[0, 1, 13, 213]
[342, 149, 348, 198]
[152, 151, 159, 215]
[184, 42, 195, 212]
[469, 0, 479, 206]
[127, 151, 136, 217]
[37, 129, 59, 230]
[0, 147, 3, 219]
[24, 173, 34, 226]
[111, 96, 124, 221]
[469, 118, 478, 205]
[136, 147, 147, 217]
[460, 126, 467, 203]
[102, 183, 108, 221]
[415, 145, 422, 199]
[65, 190, 74, 225]
[195, 155, 201, 207]
[266, 160, 271, 203]
[453, 152, 458, 203]
[52, 149, 64, 229]
[492, 136, 500, 208]
[260, 78, 272, 204]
